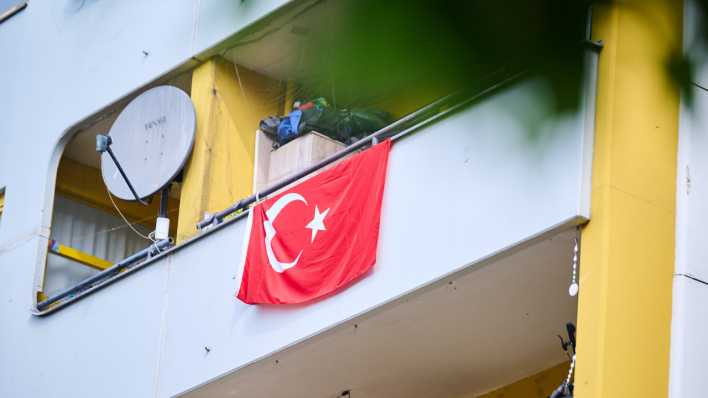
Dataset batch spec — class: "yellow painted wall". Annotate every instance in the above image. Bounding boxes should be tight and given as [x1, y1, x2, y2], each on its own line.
[55, 157, 179, 234]
[471, 362, 570, 398]
[574, 1, 681, 397]
[176, 57, 282, 242]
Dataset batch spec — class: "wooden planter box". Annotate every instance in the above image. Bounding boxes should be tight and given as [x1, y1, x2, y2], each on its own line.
[253, 131, 346, 193]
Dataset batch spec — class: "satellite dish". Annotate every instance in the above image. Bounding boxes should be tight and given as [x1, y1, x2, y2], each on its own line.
[100, 85, 196, 201]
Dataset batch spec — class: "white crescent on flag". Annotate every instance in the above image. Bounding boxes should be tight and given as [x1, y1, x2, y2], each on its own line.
[263, 192, 307, 273]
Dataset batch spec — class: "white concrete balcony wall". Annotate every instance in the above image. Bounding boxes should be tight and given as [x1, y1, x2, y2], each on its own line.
[2, 78, 595, 397]
[161, 78, 595, 396]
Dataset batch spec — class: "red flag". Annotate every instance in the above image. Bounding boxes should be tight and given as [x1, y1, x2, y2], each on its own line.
[237, 140, 392, 304]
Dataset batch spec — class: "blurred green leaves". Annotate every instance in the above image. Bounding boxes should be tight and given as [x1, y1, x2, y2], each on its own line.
[301, 0, 592, 117]
[294, 0, 708, 125]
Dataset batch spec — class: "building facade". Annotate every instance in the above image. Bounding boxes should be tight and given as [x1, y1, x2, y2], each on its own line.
[0, 1, 704, 397]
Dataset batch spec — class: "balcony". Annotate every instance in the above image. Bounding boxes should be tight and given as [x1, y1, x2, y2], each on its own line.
[26, 69, 595, 397]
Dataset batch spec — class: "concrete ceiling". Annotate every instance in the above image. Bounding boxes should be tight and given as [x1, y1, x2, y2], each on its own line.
[223, 0, 340, 81]
[181, 228, 578, 398]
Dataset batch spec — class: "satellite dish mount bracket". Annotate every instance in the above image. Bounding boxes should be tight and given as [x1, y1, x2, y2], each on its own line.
[96, 134, 149, 206]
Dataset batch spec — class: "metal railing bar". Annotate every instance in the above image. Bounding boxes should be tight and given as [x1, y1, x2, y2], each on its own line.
[197, 71, 521, 231]
[36, 239, 171, 312]
[196, 95, 460, 230]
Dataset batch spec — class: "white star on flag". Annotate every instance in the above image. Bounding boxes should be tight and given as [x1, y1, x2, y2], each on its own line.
[305, 205, 330, 243]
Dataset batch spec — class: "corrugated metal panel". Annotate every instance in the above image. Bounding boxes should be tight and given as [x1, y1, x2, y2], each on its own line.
[45, 194, 150, 295]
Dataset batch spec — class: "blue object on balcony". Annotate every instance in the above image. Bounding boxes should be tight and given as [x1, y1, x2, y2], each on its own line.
[277, 109, 303, 145]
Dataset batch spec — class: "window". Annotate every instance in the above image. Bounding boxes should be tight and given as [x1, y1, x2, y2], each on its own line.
[38, 72, 190, 301]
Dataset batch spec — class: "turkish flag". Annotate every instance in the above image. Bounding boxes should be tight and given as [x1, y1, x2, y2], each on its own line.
[237, 140, 391, 304]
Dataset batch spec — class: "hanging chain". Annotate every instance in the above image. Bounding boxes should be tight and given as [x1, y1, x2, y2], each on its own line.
[564, 354, 576, 392]
[569, 234, 579, 297]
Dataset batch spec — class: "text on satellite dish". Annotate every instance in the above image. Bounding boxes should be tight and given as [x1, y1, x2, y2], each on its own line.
[145, 116, 167, 131]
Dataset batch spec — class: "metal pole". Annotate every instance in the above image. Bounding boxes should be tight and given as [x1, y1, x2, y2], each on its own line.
[159, 187, 169, 218]
[106, 146, 149, 206]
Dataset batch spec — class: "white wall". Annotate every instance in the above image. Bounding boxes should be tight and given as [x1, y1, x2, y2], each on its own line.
[0, 2, 595, 397]
[671, 2, 708, 396]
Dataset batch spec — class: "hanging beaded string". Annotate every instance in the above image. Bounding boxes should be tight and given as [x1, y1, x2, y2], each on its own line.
[569, 233, 579, 297]
[564, 354, 576, 392]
